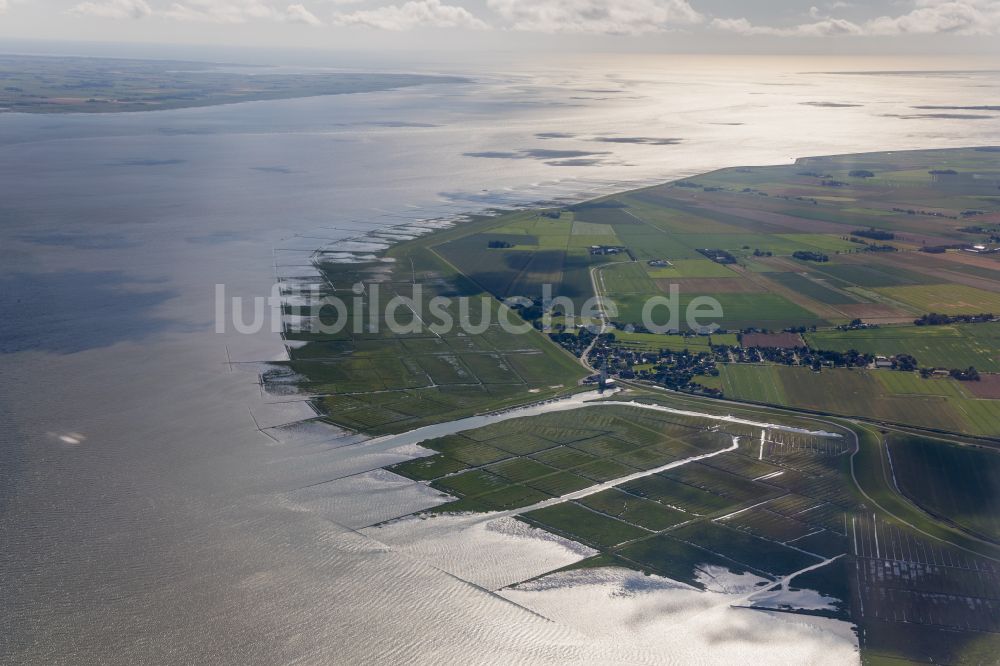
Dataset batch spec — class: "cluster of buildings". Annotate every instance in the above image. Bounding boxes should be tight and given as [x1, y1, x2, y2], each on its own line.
[964, 244, 1000, 254]
[589, 245, 627, 256]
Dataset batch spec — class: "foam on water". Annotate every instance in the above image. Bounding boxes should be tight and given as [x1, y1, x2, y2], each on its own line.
[503, 567, 859, 665]
[363, 513, 598, 591]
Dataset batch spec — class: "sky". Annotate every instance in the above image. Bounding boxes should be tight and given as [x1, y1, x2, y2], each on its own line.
[1, 0, 999, 55]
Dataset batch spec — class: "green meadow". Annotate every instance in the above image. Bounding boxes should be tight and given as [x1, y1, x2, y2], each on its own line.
[720, 364, 1000, 436]
[887, 433, 1000, 543]
[806, 322, 1000, 372]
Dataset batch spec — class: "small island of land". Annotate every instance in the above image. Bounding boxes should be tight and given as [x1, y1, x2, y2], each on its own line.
[0, 54, 466, 114]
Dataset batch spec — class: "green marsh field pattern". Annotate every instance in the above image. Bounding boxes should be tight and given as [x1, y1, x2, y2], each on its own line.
[281, 148, 1000, 665]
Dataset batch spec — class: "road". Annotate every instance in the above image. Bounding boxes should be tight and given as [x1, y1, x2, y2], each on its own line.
[580, 258, 634, 372]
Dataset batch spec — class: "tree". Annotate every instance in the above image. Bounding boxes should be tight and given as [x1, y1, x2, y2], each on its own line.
[950, 366, 980, 381]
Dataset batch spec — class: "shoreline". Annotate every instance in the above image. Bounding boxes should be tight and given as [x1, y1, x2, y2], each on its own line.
[0, 53, 470, 115]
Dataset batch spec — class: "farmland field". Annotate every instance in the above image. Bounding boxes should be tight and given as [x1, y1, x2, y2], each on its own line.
[362, 147, 1000, 351]
[296, 146, 1000, 439]
[810, 262, 942, 289]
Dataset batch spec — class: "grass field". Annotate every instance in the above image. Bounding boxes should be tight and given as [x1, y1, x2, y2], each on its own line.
[766, 272, 862, 305]
[391, 402, 857, 590]
[720, 364, 1000, 436]
[390, 405, 732, 511]
[875, 284, 1000, 315]
[886, 434, 1000, 543]
[276, 223, 589, 434]
[806, 323, 1000, 372]
[602, 330, 738, 354]
[719, 364, 788, 404]
[810, 262, 941, 289]
[607, 331, 714, 353]
[608, 291, 827, 331]
[645, 258, 739, 278]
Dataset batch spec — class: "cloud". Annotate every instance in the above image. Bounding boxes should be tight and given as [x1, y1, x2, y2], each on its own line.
[0, 0, 30, 13]
[865, 0, 1000, 35]
[163, 0, 279, 22]
[55, 0, 1000, 37]
[65, 0, 469, 27]
[332, 0, 488, 30]
[487, 0, 703, 35]
[711, 16, 863, 36]
[714, 0, 1000, 37]
[70, 0, 153, 19]
[286, 2, 322, 24]
[162, 0, 324, 23]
